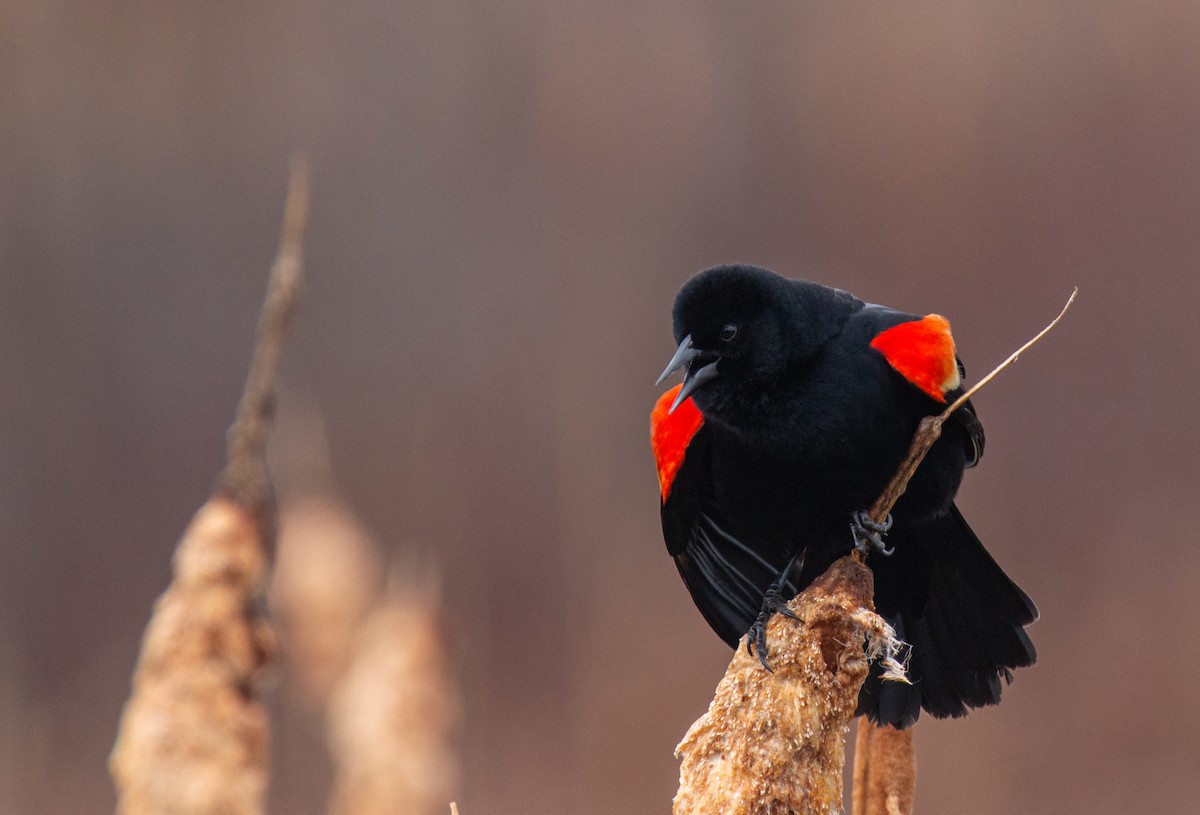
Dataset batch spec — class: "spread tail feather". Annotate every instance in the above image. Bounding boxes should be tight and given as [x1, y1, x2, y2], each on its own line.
[859, 505, 1036, 728]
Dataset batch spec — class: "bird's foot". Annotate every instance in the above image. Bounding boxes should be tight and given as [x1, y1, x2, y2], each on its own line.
[744, 580, 799, 673]
[851, 510, 894, 556]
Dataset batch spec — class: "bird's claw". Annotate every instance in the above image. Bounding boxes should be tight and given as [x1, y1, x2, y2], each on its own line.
[744, 582, 799, 672]
[851, 510, 894, 556]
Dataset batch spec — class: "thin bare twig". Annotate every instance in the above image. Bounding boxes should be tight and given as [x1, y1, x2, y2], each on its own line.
[865, 287, 1077, 529]
[944, 287, 1077, 416]
[221, 155, 310, 506]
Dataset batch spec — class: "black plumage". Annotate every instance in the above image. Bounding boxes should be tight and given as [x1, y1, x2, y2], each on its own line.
[653, 264, 1036, 728]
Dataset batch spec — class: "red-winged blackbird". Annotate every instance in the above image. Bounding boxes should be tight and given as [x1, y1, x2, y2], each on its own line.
[651, 264, 1036, 728]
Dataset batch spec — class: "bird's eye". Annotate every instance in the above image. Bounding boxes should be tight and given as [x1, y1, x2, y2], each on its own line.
[719, 324, 738, 342]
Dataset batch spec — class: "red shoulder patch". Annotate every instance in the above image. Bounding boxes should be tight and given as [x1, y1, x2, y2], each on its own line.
[650, 384, 704, 502]
[870, 314, 961, 402]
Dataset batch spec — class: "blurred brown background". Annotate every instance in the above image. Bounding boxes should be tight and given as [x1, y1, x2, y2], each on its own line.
[3, 2, 1199, 813]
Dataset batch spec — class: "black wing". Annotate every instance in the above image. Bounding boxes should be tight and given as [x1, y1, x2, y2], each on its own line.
[661, 423, 795, 647]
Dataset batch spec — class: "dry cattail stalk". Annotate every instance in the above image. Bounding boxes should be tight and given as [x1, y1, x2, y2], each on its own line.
[109, 158, 308, 815]
[325, 587, 460, 815]
[673, 555, 905, 815]
[109, 497, 275, 815]
[851, 722, 915, 815]
[270, 495, 383, 708]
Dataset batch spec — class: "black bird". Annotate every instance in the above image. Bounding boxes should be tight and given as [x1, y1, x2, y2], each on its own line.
[651, 264, 1036, 728]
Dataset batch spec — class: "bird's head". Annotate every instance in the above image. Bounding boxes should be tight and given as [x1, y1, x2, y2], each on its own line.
[657, 264, 859, 419]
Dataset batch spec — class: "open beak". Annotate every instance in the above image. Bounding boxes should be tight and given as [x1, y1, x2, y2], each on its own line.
[656, 334, 720, 413]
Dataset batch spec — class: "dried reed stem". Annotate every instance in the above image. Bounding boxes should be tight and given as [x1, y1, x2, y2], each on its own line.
[325, 587, 460, 815]
[851, 722, 915, 815]
[271, 495, 383, 708]
[673, 556, 903, 814]
[109, 158, 309, 815]
[221, 155, 309, 506]
[109, 497, 276, 815]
